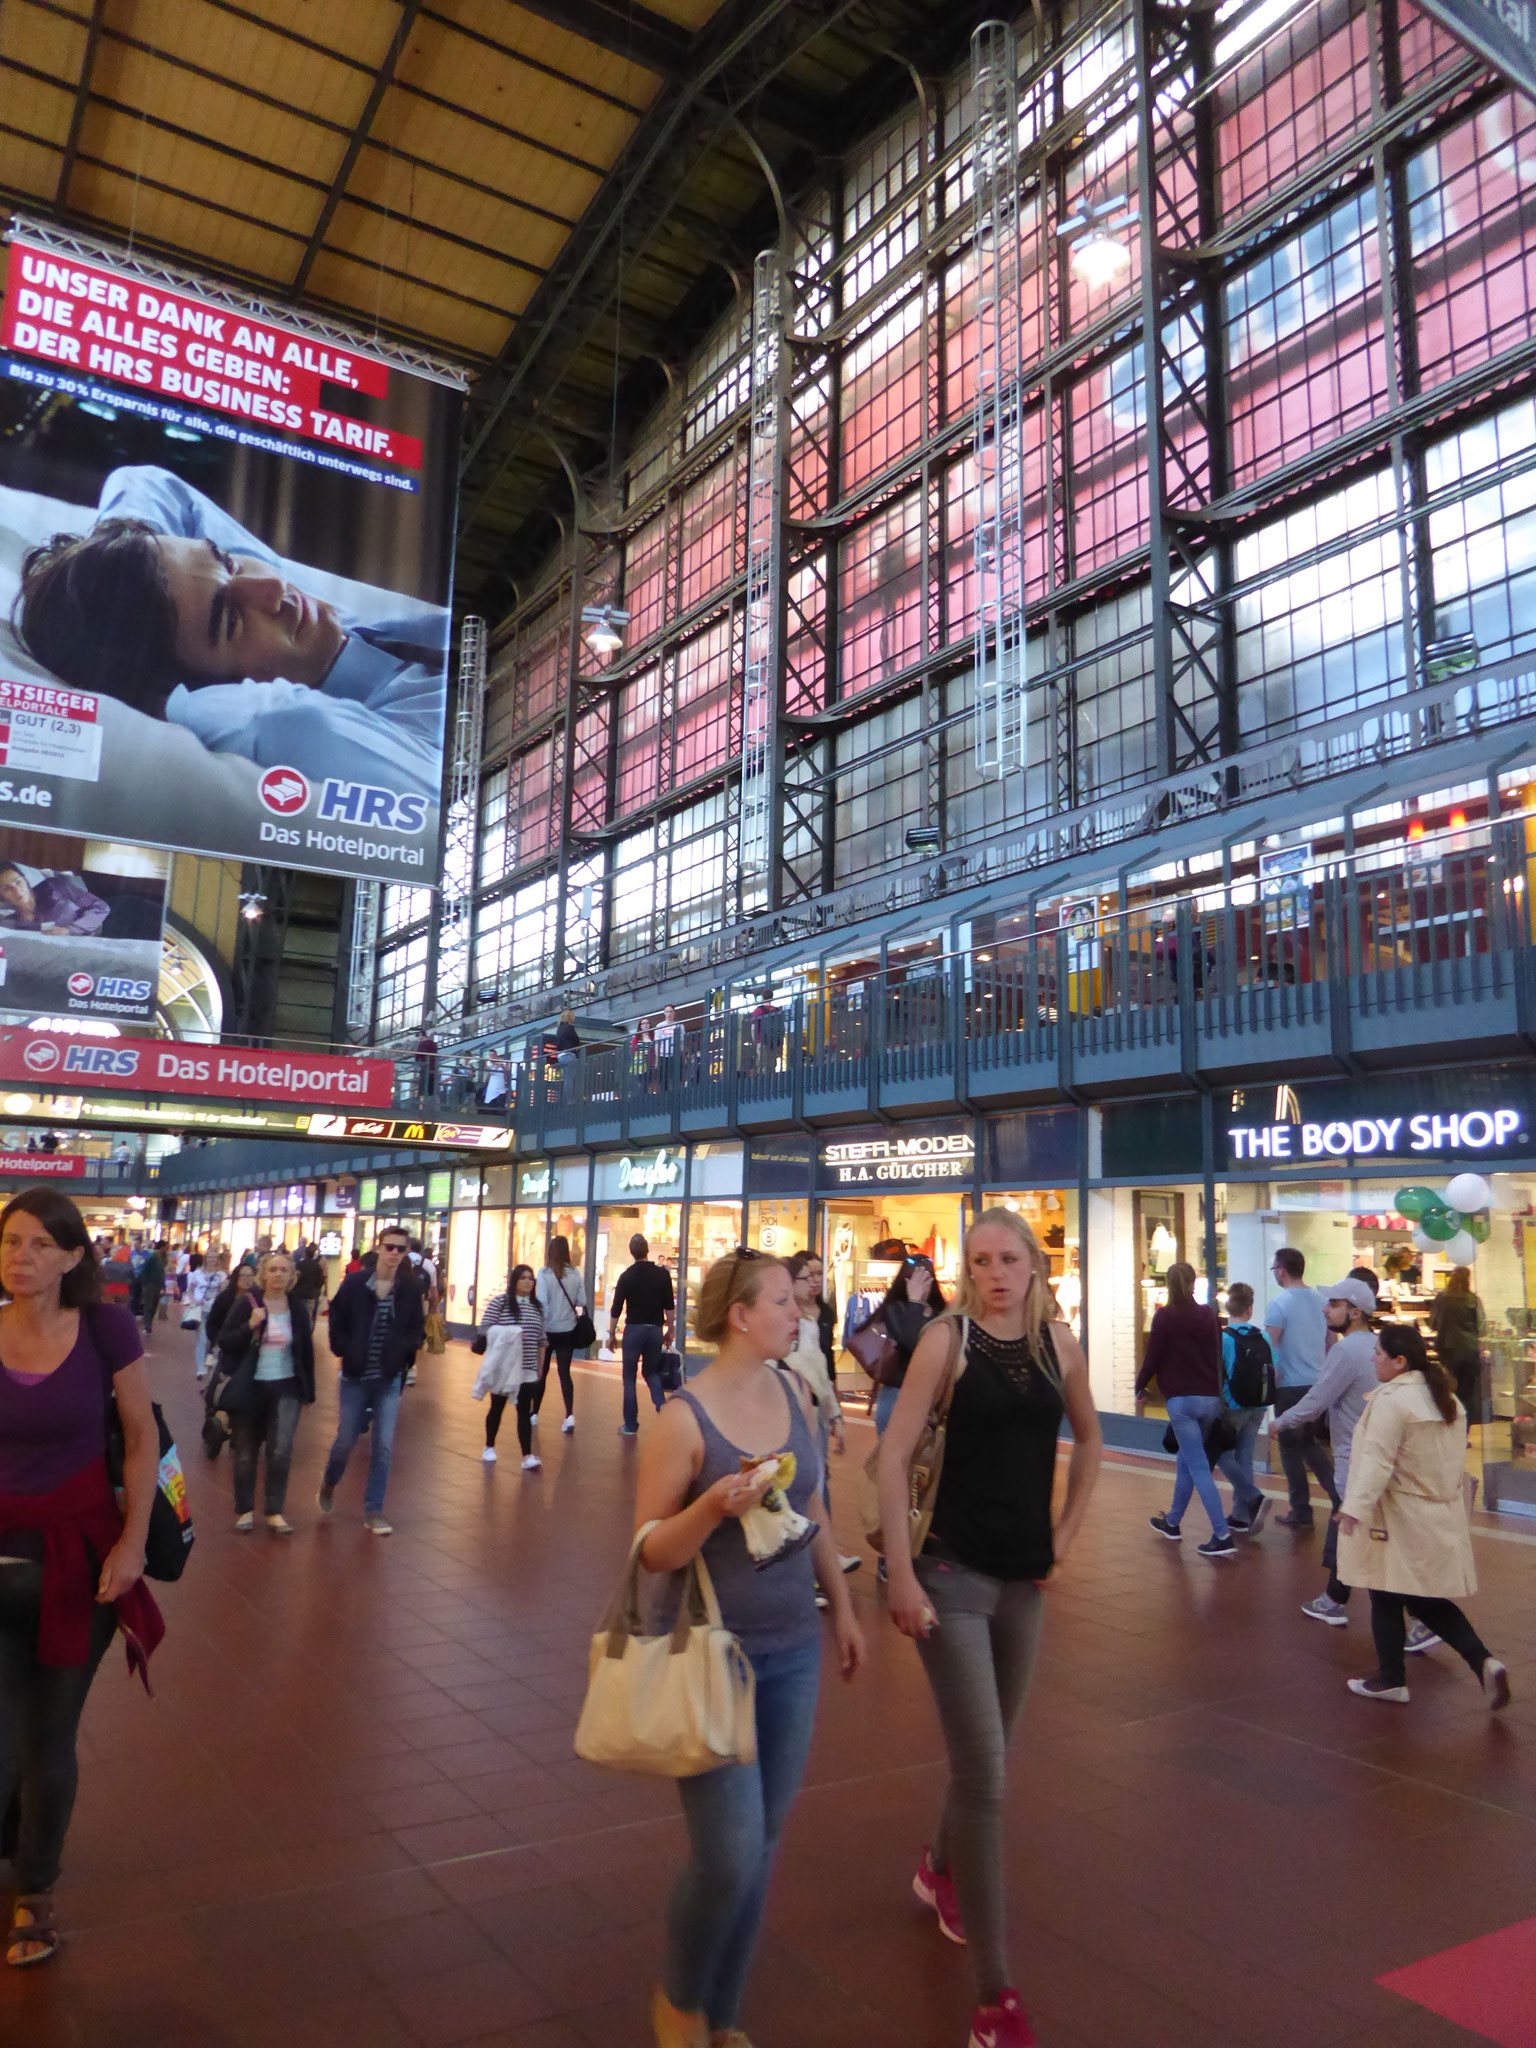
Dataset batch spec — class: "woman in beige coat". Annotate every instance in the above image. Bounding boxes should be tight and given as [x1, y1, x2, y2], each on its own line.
[1337, 1323, 1510, 1708]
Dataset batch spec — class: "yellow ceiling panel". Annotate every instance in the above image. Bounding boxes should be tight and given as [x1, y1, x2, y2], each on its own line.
[632, 0, 725, 26]
[84, 39, 344, 185]
[0, 4, 87, 84]
[143, 0, 366, 122]
[0, 61, 74, 147]
[398, 19, 642, 166]
[326, 201, 526, 315]
[344, 152, 571, 276]
[79, 105, 319, 238]
[217, 0, 406, 71]
[376, 91, 599, 215]
[0, 128, 63, 206]
[65, 162, 300, 283]
[305, 246, 513, 355]
[493, 3, 667, 99]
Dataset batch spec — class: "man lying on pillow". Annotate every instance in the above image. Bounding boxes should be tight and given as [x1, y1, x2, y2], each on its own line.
[10, 467, 446, 799]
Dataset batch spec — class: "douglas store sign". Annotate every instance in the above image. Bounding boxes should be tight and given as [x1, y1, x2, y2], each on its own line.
[1224, 1076, 1534, 1168]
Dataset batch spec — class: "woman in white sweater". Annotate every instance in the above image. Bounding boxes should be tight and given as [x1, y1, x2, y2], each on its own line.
[785, 1249, 859, 1576]
[532, 1235, 586, 1435]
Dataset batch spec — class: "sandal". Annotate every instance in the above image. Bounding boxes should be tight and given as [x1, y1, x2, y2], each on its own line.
[8, 1893, 61, 1967]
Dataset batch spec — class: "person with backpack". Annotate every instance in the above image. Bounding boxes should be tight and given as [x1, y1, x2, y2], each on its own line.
[1274, 1277, 1394, 1631]
[1213, 1282, 1275, 1535]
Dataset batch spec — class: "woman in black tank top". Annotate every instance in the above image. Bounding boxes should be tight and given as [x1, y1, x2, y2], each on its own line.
[876, 1209, 1102, 2048]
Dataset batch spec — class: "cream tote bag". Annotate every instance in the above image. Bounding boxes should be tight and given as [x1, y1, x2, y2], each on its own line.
[574, 1521, 757, 1777]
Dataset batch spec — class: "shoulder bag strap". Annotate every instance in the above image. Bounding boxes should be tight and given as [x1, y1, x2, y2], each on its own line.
[553, 1269, 579, 1311]
[933, 1317, 965, 1424]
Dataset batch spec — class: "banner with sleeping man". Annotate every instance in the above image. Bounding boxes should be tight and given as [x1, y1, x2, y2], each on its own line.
[0, 827, 167, 1022]
[0, 226, 463, 884]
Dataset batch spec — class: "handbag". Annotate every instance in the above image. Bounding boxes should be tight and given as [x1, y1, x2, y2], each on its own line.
[424, 1310, 448, 1356]
[657, 1349, 684, 1393]
[845, 1313, 899, 1385]
[1161, 1412, 1240, 1461]
[574, 1521, 756, 1778]
[554, 1269, 597, 1349]
[470, 1330, 489, 1356]
[106, 1396, 195, 1582]
[856, 1317, 965, 1555]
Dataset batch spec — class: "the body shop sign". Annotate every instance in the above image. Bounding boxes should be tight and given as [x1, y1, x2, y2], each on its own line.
[0, 1030, 392, 1108]
[1225, 1076, 1532, 1167]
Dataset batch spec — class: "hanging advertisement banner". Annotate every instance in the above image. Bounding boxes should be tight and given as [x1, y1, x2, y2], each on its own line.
[0, 1151, 84, 1176]
[0, 230, 463, 884]
[0, 1028, 393, 1108]
[1415, 0, 1536, 102]
[0, 828, 166, 1021]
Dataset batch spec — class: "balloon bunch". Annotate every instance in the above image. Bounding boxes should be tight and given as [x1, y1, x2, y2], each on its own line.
[1394, 1175, 1493, 1266]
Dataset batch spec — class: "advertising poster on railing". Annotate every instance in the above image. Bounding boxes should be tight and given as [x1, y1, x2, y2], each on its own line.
[0, 827, 166, 1022]
[0, 229, 462, 884]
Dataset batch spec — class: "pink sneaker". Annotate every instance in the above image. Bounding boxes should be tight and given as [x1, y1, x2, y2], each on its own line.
[968, 1989, 1036, 2048]
[912, 1846, 966, 1944]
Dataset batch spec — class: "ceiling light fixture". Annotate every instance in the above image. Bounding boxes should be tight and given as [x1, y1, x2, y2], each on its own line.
[239, 891, 266, 923]
[582, 603, 630, 656]
[1059, 192, 1136, 292]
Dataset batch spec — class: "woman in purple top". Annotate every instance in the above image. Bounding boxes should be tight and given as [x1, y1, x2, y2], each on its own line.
[0, 1187, 158, 1966]
[1136, 1262, 1236, 1558]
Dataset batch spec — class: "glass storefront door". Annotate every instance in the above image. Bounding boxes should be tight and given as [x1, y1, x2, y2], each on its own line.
[685, 1199, 746, 1346]
[987, 1189, 1080, 1337]
[593, 1202, 680, 1351]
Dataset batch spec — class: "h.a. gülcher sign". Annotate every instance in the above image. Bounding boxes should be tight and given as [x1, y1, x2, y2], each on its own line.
[0, 1031, 393, 1108]
[821, 1130, 975, 1185]
[0, 234, 461, 886]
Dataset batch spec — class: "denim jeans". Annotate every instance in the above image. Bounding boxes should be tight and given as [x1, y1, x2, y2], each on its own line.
[621, 1324, 666, 1430]
[1166, 1394, 1231, 1537]
[1272, 1384, 1339, 1519]
[322, 1375, 402, 1516]
[1214, 1406, 1266, 1521]
[665, 1635, 822, 2030]
[914, 1553, 1044, 2004]
[0, 1564, 116, 1892]
[873, 1383, 899, 1434]
[230, 1382, 302, 1515]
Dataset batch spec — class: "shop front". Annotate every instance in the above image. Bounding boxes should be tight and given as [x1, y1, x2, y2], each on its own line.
[511, 1156, 590, 1276]
[592, 1144, 685, 1338]
[1092, 1067, 1536, 1511]
[443, 1166, 484, 1326]
[814, 1124, 975, 1343]
[981, 1108, 1082, 1338]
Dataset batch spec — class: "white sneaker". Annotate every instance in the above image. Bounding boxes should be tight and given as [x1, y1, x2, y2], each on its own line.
[529, 1411, 538, 1428]
[1302, 1595, 1349, 1626]
[521, 1454, 542, 1472]
[482, 1447, 497, 1463]
[839, 1554, 862, 1574]
[562, 1415, 575, 1434]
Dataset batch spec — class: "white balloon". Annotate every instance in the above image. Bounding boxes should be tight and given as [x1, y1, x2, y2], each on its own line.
[1442, 1230, 1478, 1265]
[1412, 1226, 1436, 1253]
[1445, 1173, 1493, 1215]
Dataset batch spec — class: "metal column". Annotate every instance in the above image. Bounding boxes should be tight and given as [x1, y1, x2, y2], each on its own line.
[431, 613, 486, 1030]
[971, 19, 1029, 782]
[740, 246, 790, 911]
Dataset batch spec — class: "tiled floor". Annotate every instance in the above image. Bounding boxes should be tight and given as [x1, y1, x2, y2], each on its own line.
[4, 1325, 1534, 2048]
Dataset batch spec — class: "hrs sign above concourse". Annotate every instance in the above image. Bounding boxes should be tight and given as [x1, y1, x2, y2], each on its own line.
[0, 1030, 393, 1110]
[0, 233, 463, 885]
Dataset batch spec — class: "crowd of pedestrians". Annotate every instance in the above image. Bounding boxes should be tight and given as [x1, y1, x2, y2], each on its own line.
[0, 1182, 1513, 2048]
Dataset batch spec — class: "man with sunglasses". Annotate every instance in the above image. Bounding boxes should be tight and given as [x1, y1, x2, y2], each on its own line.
[318, 1226, 426, 1533]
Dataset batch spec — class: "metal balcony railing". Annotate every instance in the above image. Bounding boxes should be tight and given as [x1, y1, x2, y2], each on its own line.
[498, 816, 1536, 1146]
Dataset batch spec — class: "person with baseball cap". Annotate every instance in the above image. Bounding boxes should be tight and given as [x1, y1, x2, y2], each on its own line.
[1275, 1277, 1383, 1630]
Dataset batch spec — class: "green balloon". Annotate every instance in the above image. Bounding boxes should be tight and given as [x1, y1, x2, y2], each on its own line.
[1467, 1213, 1492, 1243]
[1395, 1187, 1440, 1219]
[1421, 1210, 1460, 1241]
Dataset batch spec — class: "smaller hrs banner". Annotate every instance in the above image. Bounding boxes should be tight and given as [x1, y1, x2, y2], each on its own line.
[0, 829, 166, 1021]
[0, 1152, 84, 1176]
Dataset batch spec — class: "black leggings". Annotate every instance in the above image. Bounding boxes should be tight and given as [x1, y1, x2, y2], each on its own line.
[0, 1564, 117, 1893]
[533, 1337, 576, 1418]
[486, 1386, 539, 1456]
[1370, 1590, 1491, 1688]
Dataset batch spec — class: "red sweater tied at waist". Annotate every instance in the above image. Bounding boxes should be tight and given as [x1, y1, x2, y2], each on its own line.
[0, 1458, 164, 1688]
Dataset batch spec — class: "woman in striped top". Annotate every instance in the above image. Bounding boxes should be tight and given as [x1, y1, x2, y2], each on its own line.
[474, 1265, 546, 1471]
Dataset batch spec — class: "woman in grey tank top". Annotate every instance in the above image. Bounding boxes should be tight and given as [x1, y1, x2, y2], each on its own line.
[636, 1250, 865, 2048]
